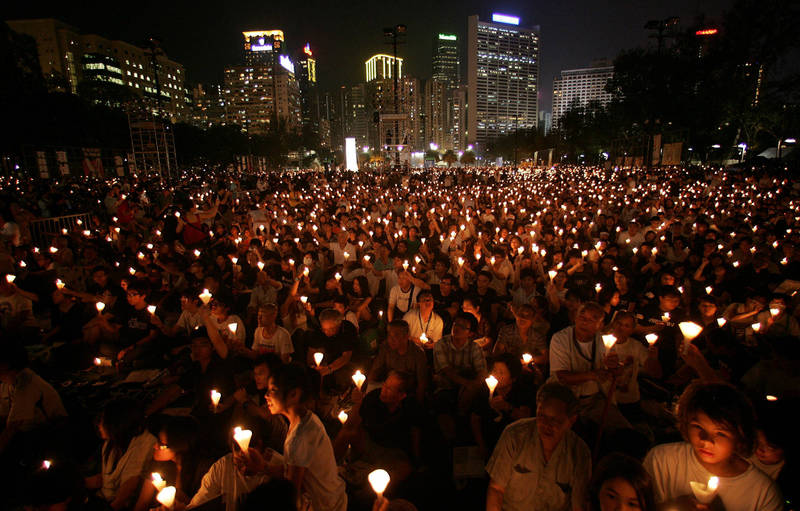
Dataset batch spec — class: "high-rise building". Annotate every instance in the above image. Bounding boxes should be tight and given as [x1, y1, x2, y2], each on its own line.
[7, 18, 189, 121]
[551, 60, 613, 129]
[223, 30, 301, 134]
[432, 33, 460, 87]
[365, 54, 404, 82]
[368, 76, 422, 151]
[467, 13, 540, 148]
[295, 43, 319, 134]
[191, 84, 228, 128]
[242, 30, 285, 65]
[424, 79, 449, 150]
[449, 85, 468, 151]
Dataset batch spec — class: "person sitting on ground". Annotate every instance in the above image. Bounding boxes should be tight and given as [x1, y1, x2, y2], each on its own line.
[643, 381, 782, 511]
[368, 320, 428, 403]
[485, 382, 591, 511]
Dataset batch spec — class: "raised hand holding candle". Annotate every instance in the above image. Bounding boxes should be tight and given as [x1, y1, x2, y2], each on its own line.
[368, 469, 391, 501]
[485, 375, 499, 398]
[233, 426, 252, 452]
[352, 370, 366, 389]
[156, 486, 176, 508]
[151, 472, 166, 491]
[199, 289, 212, 304]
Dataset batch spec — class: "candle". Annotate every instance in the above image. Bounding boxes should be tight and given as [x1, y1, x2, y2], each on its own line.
[199, 289, 213, 304]
[485, 375, 499, 398]
[770, 307, 780, 317]
[257, 261, 265, 271]
[300, 296, 308, 304]
[716, 317, 727, 327]
[352, 370, 366, 389]
[156, 486, 177, 508]
[6, 274, 15, 283]
[303, 266, 310, 277]
[521, 353, 533, 364]
[419, 332, 429, 344]
[42, 460, 52, 470]
[147, 305, 157, 315]
[227, 323, 238, 335]
[705, 286, 713, 295]
[595, 283, 602, 293]
[766, 394, 778, 401]
[96, 301, 106, 313]
[151, 472, 166, 491]
[679, 321, 703, 341]
[645, 333, 658, 346]
[335, 272, 342, 281]
[56, 279, 65, 289]
[368, 469, 391, 500]
[751, 322, 761, 332]
[602, 334, 617, 350]
[338, 410, 348, 424]
[314, 352, 324, 367]
[233, 426, 252, 452]
[548, 270, 557, 280]
[211, 389, 221, 409]
[402, 260, 409, 271]
[661, 312, 671, 322]
[689, 475, 719, 504]
[458, 256, 465, 267]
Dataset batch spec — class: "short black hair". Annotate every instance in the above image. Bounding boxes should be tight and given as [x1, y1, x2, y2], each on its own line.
[677, 381, 756, 457]
[271, 363, 312, 404]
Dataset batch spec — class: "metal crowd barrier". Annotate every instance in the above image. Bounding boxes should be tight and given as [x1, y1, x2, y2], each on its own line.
[30, 212, 94, 246]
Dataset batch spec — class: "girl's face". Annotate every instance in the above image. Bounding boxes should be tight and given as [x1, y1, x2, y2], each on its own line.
[265, 377, 286, 416]
[491, 361, 512, 388]
[353, 279, 362, 295]
[754, 430, 784, 465]
[153, 431, 175, 462]
[687, 412, 738, 467]
[598, 477, 641, 511]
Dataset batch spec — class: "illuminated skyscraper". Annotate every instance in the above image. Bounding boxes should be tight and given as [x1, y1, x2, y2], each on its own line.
[467, 13, 540, 148]
[551, 60, 613, 129]
[7, 18, 188, 121]
[223, 30, 301, 134]
[365, 54, 404, 82]
[432, 33, 460, 87]
[296, 43, 319, 133]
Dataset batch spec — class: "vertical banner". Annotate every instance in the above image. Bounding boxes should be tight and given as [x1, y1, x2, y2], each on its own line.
[56, 151, 70, 175]
[114, 156, 125, 176]
[36, 151, 49, 178]
[651, 134, 662, 166]
[82, 148, 103, 176]
[662, 142, 683, 165]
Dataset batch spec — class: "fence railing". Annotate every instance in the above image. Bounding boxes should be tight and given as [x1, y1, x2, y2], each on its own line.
[30, 212, 94, 246]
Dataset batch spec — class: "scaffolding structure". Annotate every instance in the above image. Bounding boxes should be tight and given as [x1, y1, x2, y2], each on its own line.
[128, 114, 177, 179]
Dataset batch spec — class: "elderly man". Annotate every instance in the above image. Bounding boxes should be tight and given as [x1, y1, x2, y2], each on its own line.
[486, 383, 591, 511]
[368, 320, 428, 402]
[549, 301, 629, 431]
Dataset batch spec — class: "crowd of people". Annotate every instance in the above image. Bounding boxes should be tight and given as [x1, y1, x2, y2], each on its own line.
[0, 164, 797, 511]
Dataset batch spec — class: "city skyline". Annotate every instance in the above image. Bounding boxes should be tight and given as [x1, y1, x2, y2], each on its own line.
[3, 0, 737, 110]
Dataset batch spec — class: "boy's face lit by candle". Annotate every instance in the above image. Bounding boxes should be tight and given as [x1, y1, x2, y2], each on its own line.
[687, 412, 738, 467]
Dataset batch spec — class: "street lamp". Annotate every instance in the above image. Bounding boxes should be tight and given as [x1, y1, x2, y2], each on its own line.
[383, 24, 407, 170]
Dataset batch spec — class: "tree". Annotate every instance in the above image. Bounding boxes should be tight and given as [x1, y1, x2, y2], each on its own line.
[460, 151, 476, 165]
[442, 150, 457, 167]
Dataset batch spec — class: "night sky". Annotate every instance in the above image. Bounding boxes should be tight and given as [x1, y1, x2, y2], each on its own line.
[3, 0, 735, 110]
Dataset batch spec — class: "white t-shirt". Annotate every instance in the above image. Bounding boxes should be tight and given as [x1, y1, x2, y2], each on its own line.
[101, 431, 157, 502]
[644, 442, 782, 511]
[188, 451, 282, 511]
[252, 326, 294, 357]
[549, 326, 608, 398]
[209, 314, 246, 345]
[403, 308, 444, 343]
[388, 284, 421, 316]
[284, 411, 347, 511]
[611, 339, 650, 404]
